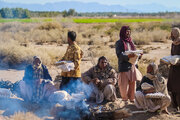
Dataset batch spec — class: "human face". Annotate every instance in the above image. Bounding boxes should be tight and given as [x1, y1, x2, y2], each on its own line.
[147, 65, 153, 74]
[99, 59, 108, 69]
[126, 30, 131, 38]
[171, 31, 176, 41]
[33, 58, 41, 67]
[67, 37, 71, 45]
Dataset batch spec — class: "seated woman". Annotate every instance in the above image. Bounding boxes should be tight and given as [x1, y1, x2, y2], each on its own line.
[19, 56, 56, 103]
[135, 63, 171, 114]
[82, 56, 117, 103]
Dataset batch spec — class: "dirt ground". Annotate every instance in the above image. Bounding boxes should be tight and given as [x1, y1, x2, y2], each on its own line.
[1, 41, 180, 120]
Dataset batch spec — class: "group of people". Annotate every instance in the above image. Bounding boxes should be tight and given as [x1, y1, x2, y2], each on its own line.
[18, 26, 180, 114]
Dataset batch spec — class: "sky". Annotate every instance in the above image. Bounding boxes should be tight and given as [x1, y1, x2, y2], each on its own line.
[2, 0, 180, 8]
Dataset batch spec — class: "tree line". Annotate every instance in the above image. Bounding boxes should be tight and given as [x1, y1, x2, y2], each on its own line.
[0, 7, 180, 18]
[0, 8, 30, 18]
[31, 9, 77, 17]
[0, 8, 77, 18]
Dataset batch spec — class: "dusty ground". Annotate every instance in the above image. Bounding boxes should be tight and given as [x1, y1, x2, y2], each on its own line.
[142, 41, 171, 64]
[1, 41, 180, 120]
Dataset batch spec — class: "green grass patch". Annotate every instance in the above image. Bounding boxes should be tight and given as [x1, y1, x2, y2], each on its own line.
[43, 18, 53, 22]
[60, 18, 74, 23]
[0, 18, 54, 23]
[73, 18, 168, 23]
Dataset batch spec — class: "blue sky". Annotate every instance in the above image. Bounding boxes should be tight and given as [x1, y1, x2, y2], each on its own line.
[2, 0, 180, 8]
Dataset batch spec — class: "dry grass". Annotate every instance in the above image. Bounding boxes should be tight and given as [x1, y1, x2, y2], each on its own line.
[9, 112, 42, 120]
[138, 62, 148, 76]
[0, 39, 64, 67]
[0, 23, 33, 33]
[0, 20, 173, 68]
[132, 29, 169, 45]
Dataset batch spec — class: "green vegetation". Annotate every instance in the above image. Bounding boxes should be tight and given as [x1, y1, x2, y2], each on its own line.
[30, 11, 61, 17]
[0, 8, 30, 18]
[62, 9, 77, 17]
[73, 18, 167, 23]
[0, 18, 170, 23]
[77, 12, 180, 17]
[0, 18, 53, 23]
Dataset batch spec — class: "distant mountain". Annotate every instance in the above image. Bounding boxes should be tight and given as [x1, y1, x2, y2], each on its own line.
[126, 3, 180, 13]
[0, 1, 128, 12]
[0, 1, 180, 13]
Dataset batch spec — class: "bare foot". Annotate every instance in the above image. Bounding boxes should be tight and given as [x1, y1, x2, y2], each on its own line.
[159, 109, 171, 115]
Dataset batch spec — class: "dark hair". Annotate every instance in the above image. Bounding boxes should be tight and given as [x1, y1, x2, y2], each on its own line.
[97, 56, 107, 65]
[96, 56, 113, 69]
[68, 31, 76, 41]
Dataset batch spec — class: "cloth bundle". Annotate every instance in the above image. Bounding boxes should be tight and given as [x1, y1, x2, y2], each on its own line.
[56, 61, 75, 72]
[123, 50, 143, 64]
[49, 90, 87, 109]
[145, 92, 166, 99]
[160, 55, 180, 65]
[141, 82, 154, 90]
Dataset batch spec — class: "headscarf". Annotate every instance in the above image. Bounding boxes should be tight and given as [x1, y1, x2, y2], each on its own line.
[33, 56, 42, 70]
[172, 27, 180, 45]
[32, 56, 43, 80]
[119, 26, 136, 51]
[145, 63, 168, 95]
[145, 63, 158, 81]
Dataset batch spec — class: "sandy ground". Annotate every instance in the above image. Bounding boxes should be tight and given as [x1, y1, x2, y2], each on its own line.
[142, 41, 171, 64]
[1, 41, 180, 120]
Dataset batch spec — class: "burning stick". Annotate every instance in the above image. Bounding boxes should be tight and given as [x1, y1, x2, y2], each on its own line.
[93, 108, 132, 120]
[131, 110, 148, 114]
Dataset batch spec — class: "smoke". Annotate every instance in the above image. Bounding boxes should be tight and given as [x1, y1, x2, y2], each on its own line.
[0, 80, 51, 118]
[0, 96, 27, 116]
[62, 79, 93, 96]
[49, 80, 93, 119]
[0, 77, 93, 119]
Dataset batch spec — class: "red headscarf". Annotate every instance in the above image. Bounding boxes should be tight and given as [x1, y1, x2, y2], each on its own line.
[119, 26, 136, 51]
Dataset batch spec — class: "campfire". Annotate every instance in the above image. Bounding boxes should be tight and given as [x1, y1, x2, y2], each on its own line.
[0, 80, 132, 120]
[51, 98, 132, 120]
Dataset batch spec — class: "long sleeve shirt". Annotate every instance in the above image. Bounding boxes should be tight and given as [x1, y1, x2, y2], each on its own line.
[61, 43, 83, 77]
[82, 66, 117, 89]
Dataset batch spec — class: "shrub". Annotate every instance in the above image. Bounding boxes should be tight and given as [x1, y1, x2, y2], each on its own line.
[37, 22, 62, 31]
[0, 40, 63, 68]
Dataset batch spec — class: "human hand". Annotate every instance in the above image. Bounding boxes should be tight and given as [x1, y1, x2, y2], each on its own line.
[92, 78, 100, 85]
[139, 53, 143, 59]
[128, 53, 135, 58]
[143, 88, 155, 94]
